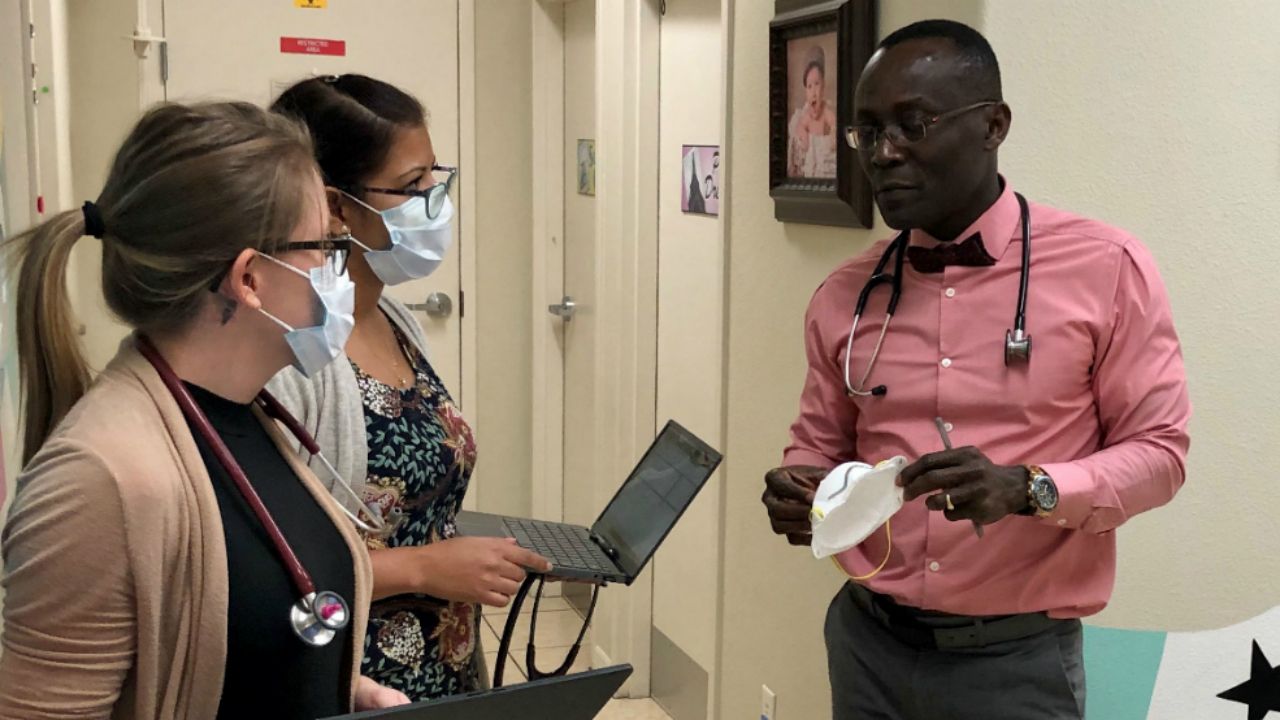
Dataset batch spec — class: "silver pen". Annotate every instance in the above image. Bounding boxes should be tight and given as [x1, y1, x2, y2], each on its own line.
[934, 417, 984, 538]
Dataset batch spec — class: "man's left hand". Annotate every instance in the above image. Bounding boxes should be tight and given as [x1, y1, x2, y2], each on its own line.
[898, 447, 1029, 526]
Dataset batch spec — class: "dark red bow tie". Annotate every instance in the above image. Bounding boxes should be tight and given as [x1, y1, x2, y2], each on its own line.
[906, 233, 997, 274]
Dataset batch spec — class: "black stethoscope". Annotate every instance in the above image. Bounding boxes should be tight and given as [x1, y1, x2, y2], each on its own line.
[138, 336, 404, 647]
[843, 192, 1032, 398]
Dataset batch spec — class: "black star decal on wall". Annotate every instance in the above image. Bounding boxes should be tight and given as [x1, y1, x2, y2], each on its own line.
[1219, 640, 1280, 720]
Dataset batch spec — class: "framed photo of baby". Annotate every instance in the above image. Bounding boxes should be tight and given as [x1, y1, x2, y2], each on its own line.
[769, 0, 877, 228]
[786, 33, 838, 180]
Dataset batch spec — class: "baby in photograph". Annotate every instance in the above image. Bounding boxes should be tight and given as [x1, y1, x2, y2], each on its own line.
[788, 44, 837, 178]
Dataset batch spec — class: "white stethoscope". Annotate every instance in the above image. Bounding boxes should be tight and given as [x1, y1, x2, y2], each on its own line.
[139, 336, 404, 647]
[843, 193, 1033, 398]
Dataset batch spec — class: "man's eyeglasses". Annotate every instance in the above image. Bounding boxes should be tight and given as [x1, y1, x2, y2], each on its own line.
[845, 101, 998, 151]
[349, 164, 458, 220]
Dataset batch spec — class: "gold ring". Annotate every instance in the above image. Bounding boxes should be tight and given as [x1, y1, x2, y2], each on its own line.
[945, 493, 955, 511]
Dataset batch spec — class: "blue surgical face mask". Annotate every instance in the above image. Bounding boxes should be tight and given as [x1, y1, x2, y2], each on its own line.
[256, 253, 355, 378]
[345, 192, 454, 285]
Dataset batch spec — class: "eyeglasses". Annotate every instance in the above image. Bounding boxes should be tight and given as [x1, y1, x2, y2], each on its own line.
[288, 238, 353, 276]
[350, 164, 458, 220]
[207, 236, 354, 292]
[845, 101, 998, 151]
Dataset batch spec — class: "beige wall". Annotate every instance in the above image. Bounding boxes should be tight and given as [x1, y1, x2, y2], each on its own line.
[985, 1, 1280, 630]
[67, 0, 151, 373]
[652, 0, 724, 712]
[471, 0, 535, 517]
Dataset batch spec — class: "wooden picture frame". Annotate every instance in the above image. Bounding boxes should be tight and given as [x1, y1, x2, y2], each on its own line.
[769, 0, 877, 228]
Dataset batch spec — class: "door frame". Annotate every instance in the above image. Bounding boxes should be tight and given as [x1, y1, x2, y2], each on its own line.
[458, 0, 480, 510]
[530, 0, 566, 530]
[529, 0, 661, 698]
[0, 0, 41, 525]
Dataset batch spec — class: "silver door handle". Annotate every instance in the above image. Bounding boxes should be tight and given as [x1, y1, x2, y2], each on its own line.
[548, 296, 577, 320]
[406, 292, 453, 318]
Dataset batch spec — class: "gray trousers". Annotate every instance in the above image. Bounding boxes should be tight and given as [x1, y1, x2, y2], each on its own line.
[824, 583, 1086, 720]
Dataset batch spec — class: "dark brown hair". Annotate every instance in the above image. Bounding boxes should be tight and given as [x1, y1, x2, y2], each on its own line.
[271, 74, 426, 193]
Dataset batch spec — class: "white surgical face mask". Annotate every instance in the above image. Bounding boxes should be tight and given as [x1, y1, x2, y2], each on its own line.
[809, 456, 908, 561]
[345, 191, 454, 285]
[257, 253, 355, 378]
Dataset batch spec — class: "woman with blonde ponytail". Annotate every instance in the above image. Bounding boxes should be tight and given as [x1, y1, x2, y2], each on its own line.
[0, 102, 407, 718]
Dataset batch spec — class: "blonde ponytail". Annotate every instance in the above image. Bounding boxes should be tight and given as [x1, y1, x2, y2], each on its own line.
[8, 210, 92, 463]
[5, 101, 316, 465]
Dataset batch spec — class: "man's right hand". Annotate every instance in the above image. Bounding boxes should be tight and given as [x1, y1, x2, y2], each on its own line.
[762, 465, 827, 546]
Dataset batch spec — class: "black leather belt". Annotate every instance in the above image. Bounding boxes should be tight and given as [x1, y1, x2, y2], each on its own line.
[846, 583, 1062, 650]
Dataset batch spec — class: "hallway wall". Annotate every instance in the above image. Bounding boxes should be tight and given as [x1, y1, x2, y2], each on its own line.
[651, 0, 725, 717]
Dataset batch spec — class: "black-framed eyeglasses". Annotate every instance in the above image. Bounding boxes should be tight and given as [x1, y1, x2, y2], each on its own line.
[845, 101, 998, 151]
[289, 238, 353, 276]
[349, 164, 458, 220]
[207, 237, 353, 292]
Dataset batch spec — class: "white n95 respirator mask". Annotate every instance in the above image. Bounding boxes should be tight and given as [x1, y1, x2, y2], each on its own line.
[809, 456, 908, 560]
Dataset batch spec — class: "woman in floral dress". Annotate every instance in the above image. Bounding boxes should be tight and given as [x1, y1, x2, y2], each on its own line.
[267, 74, 551, 700]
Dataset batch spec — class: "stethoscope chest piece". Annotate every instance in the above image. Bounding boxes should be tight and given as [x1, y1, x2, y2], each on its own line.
[1004, 328, 1032, 366]
[291, 590, 351, 647]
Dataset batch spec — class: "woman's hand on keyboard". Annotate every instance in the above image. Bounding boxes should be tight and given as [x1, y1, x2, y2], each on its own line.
[410, 537, 553, 607]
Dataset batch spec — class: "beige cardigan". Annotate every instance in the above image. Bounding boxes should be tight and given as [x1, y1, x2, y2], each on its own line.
[0, 339, 372, 719]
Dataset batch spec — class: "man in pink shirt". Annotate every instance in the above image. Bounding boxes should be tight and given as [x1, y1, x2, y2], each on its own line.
[763, 20, 1190, 720]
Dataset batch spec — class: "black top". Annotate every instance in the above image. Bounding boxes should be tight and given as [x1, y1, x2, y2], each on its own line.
[182, 383, 355, 720]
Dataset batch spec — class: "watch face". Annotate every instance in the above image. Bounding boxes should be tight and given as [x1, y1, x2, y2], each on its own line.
[1033, 476, 1059, 511]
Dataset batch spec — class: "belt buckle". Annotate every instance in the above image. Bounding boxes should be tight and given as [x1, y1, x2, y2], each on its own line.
[934, 618, 986, 650]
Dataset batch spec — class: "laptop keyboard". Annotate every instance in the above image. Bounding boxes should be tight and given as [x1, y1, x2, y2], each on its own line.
[506, 519, 615, 573]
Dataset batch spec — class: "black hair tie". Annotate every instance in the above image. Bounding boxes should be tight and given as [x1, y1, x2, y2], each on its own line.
[82, 201, 106, 239]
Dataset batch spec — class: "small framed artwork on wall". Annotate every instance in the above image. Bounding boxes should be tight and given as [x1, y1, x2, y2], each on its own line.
[769, 0, 877, 228]
[682, 145, 720, 216]
[577, 139, 596, 196]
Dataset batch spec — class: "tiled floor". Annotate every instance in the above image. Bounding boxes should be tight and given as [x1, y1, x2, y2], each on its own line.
[481, 597, 671, 719]
[595, 698, 673, 719]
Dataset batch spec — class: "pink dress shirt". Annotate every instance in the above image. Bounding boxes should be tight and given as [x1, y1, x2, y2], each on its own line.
[784, 182, 1191, 618]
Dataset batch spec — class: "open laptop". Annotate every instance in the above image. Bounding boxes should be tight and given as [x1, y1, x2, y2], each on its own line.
[457, 420, 722, 584]
[323, 665, 632, 720]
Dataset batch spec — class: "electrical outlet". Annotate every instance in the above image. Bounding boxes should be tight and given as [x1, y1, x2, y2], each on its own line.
[761, 685, 777, 720]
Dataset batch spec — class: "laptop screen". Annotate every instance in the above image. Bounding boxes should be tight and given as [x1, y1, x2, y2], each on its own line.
[591, 420, 723, 580]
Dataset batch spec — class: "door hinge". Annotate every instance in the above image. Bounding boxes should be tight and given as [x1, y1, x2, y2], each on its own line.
[159, 41, 169, 84]
[459, 289, 465, 319]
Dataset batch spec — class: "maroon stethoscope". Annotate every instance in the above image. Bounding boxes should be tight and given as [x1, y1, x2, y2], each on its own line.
[137, 336, 398, 647]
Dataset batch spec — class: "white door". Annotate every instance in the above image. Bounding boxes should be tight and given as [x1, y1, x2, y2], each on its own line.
[161, 0, 464, 397]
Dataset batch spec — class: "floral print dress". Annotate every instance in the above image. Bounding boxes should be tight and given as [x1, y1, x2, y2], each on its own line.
[354, 322, 481, 700]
